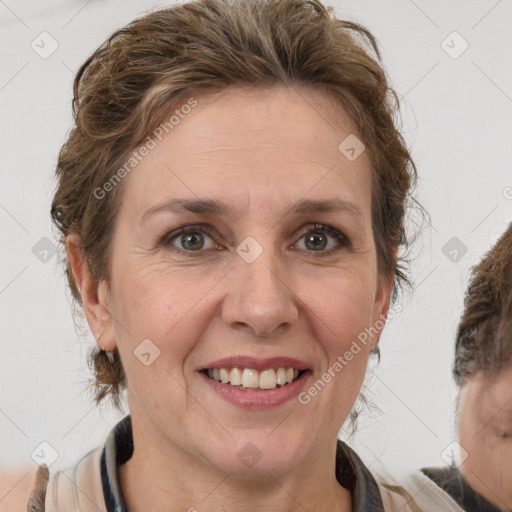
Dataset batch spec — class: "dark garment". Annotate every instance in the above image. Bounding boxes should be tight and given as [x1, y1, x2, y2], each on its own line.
[102, 414, 385, 511]
[422, 466, 508, 512]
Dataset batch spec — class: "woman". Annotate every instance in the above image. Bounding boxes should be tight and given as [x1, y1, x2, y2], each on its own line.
[421, 223, 512, 511]
[28, 0, 426, 509]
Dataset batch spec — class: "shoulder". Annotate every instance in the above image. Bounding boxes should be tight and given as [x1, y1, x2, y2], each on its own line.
[26, 415, 131, 512]
[26, 446, 105, 512]
[374, 468, 465, 512]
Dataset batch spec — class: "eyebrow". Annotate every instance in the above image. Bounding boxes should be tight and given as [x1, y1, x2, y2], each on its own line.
[140, 197, 363, 224]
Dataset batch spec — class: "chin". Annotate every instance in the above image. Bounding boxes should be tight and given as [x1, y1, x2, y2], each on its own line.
[201, 434, 304, 479]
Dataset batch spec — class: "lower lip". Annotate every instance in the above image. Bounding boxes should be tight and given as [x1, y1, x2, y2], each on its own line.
[199, 371, 311, 410]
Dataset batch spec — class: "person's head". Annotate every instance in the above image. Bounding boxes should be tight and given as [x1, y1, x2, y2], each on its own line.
[51, 0, 417, 477]
[454, 223, 512, 510]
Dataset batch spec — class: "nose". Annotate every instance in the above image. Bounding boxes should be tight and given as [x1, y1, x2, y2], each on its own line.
[221, 248, 299, 339]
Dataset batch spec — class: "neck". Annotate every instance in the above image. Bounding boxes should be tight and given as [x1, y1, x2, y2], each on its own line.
[118, 421, 352, 512]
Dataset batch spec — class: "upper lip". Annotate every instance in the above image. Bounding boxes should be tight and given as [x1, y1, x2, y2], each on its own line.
[201, 356, 310, 372]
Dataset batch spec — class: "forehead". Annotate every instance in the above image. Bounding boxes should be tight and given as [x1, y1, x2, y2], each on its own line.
[121, 86, 374, 218]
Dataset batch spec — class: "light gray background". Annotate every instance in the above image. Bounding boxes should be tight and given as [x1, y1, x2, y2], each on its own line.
[1, 0, 511, 476]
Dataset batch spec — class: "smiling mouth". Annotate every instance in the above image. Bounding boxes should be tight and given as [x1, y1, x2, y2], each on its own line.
[201, 367, 306, 391]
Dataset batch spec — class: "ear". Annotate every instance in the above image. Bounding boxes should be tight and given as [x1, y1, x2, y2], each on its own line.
[370, 247, 397, 350]
[66, 234, 117, 352]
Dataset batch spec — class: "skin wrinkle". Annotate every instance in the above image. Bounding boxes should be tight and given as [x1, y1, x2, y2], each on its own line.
[137, 211, 368, 266]
[139, 196, 365, 227]
[69, 86, 394, 512]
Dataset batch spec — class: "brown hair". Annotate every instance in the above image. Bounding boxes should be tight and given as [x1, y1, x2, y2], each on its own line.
[454, 224, 512, 387]
[51, 0, 419, 408]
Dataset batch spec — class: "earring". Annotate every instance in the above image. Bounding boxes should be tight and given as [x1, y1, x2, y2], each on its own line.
[96, 332, 104, 351]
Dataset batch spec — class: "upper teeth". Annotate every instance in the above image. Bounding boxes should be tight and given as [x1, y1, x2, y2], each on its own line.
[206, 368, 300, 390]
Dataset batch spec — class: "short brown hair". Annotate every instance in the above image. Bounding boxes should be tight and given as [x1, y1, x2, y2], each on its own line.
[454, 224, 512, 387]
[51, 0, 419, 407]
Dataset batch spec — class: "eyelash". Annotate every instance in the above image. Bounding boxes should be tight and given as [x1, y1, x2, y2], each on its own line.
[159, 223, 350, 258]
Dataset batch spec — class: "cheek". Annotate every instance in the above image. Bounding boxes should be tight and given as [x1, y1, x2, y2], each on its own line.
[110, 262, 205, 371]
[110, 269, 201, 412]
[321, 274, 376, 337]
[458, 397, 475, 443]
[114, 254, 196, 325]
[311, 276, 377, 393]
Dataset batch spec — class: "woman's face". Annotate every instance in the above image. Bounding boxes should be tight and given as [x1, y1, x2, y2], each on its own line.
[459, 366, 512, 509]
[91, 86, 392, 477]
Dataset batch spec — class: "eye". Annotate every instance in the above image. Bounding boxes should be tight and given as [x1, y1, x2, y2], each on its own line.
[161, 224, 219, 255]
[160, 223, 349, 257]
[293, 224, 349, 256]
